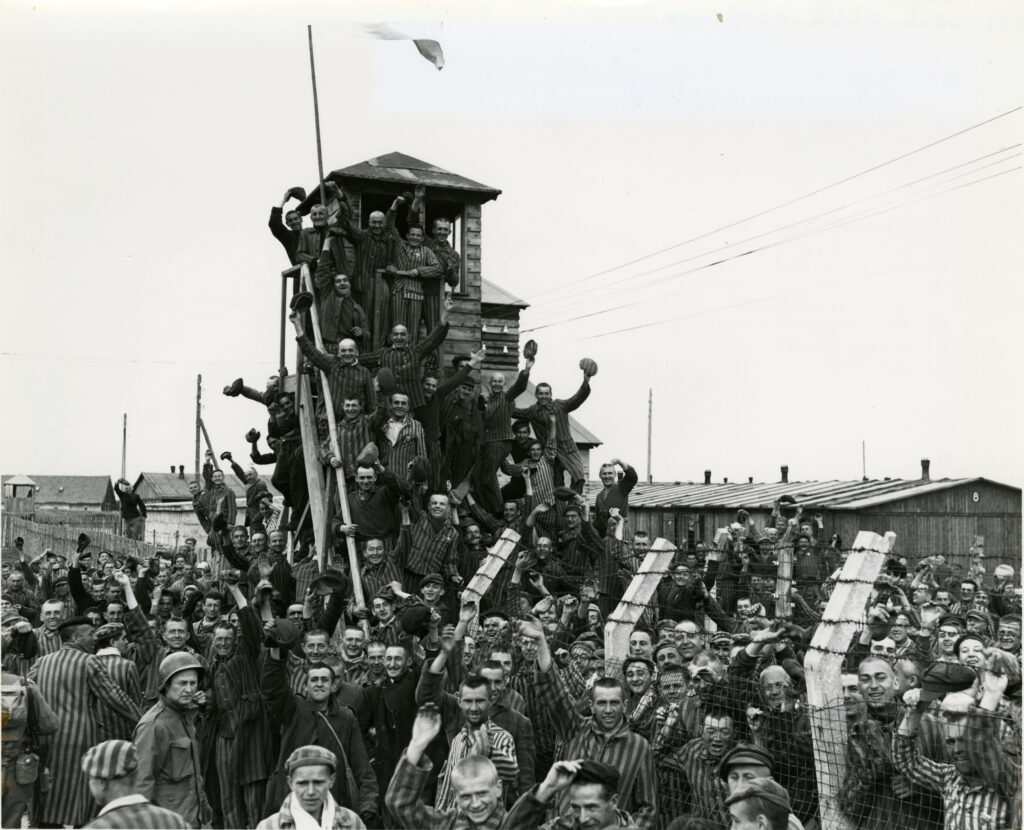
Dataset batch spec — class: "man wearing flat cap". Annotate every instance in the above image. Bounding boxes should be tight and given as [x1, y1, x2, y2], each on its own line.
[714, 746, 806, 830]
[723, 777, 792, 830]
[504, 758, 641, 829]
[92, 621, 141, 742]
[28, 616, 140, 828]
[257, 746, 366, 830]
[82, 740, 188, 829]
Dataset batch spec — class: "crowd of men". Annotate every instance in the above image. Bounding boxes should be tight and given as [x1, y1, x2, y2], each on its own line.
[1, 184, 1021, 830]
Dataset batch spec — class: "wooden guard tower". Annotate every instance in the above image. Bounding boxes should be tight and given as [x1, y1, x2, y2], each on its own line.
[300, 151, 508, 375]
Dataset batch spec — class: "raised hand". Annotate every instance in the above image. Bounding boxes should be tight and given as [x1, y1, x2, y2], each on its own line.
[537, 760, 582, 802]
[459, 601, 479, 624]
[410, 704, 443, 749]
[516, 616, 545, 640]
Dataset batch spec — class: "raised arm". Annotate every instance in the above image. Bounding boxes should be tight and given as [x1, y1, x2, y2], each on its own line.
[560, 375, 591, 413]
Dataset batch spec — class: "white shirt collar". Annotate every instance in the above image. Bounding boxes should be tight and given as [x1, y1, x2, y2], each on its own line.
[98, 794, 148, 816]
[95, 647, 121, 657]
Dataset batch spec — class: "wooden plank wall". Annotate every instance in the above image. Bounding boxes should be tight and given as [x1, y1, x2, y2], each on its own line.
[441, 203, 483, 371]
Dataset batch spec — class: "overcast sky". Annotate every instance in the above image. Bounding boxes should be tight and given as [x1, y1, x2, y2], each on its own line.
[2, 1, 1022, 490]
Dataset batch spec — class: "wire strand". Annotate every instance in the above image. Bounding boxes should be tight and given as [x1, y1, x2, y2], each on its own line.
[528, 106, 1023, 302]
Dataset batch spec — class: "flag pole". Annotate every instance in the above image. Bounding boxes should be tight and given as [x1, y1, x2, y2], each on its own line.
[307, 25, 327, 206]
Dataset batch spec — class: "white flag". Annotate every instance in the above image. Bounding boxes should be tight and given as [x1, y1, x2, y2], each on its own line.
[364, 22, 445, 70]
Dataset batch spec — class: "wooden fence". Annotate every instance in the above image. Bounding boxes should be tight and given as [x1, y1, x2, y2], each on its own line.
[2, 514, 161, 561]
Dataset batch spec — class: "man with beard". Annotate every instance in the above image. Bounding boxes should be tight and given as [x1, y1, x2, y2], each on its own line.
[526, 617, 657, 828]
[262, 643, 377, 824]
[133, 653, 210, 827]
[201, 579, 272, 829]
[504, 759, 641, 830]
[661, 711, 737, 824]
[513, 366, 594, 493]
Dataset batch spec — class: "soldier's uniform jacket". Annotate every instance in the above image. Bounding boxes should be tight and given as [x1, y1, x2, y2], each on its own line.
[133, 698, 210, 827]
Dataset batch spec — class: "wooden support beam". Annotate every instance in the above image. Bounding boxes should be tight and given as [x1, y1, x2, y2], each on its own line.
[803, 530, 894, 830]
[604, 538, 676, 677]
[461, 529, 521, 605]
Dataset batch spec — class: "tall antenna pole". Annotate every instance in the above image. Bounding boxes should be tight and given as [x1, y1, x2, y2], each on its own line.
[862, 439, 867, 481]
[307, 25, 327, 205]
[195, 375, 202, 483]
[121, 413, 127, 480]
[646, 388, 653, 483]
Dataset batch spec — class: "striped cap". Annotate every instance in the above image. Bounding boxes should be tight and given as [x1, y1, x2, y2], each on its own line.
[285, 745, 337, 774]
[81, 740, 138, 779]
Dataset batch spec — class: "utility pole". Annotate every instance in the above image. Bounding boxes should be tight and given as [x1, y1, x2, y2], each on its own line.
[861, 439, 867, 481]
[646, 388, 653, 483]
[120, 413, 127, 480]
[195, 375, 202, 483]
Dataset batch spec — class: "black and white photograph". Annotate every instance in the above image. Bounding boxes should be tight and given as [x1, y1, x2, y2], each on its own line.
[2, 2, 1021, 829]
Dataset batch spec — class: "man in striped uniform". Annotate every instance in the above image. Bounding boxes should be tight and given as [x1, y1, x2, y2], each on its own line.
[294, 311, 376, 414]
[376, 391, 428, 482]
[474, 362, 533, 516]
[522, 617, 657, 830]
[34, 598, 65, 658]
[504, 759, 640, 830]
[92, 622, 141, 742]
[202, 580, 272, 829]
[513, 368, 593, 493]
[396, 493, 461, 591]
[361, 294, 454, 411]
[81, 740, 188, 829]
[385, 224, 442, 348]
[28, 617, 141, 828]
[660, 710, 737, 824]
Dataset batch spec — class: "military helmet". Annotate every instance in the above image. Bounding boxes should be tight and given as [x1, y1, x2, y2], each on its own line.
[157, 652, 203, 691]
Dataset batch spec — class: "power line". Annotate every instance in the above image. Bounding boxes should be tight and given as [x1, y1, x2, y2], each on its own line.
[522, 164, 1020, 335]
[528, 105, 1022, 303]
[530, 144, 1022, 315]
[584, 294, 779, 340]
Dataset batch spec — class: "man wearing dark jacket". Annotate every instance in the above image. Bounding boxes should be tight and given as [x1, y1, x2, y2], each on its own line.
[268, 189, 304, 264]
[114, 480, 147, 541]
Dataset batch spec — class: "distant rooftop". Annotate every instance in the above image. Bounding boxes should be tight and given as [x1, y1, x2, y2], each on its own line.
[582, 477, 1020, 511]
[2, 475, 114, 507]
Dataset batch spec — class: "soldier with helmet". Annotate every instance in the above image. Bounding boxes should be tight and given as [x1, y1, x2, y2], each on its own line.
[133, 651, 212, 827]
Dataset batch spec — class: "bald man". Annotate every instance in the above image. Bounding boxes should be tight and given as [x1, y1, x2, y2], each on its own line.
[474, 361, 532, 516]
[292, 313, 376, 415]
[331, 197, 403, 346]
[362, 296, 454, 412]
